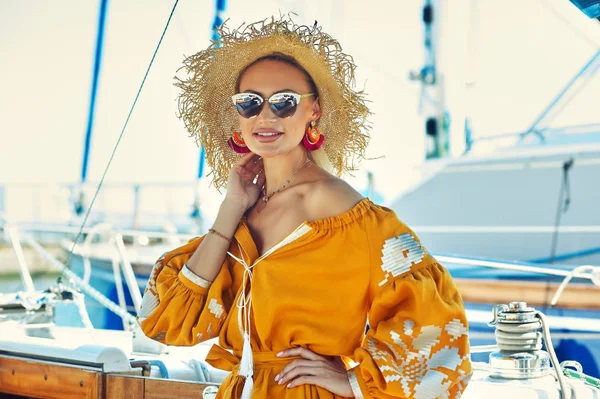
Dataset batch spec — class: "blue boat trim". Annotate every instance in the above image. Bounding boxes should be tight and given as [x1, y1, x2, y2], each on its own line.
[81, 0, 109, 183]
[529, 246, 600, 263]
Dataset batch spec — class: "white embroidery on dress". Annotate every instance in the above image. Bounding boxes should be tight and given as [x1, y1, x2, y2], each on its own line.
[367, 319, 469, 399]
[445, 319, 469, 342]
[404, 320, 414, 336]
[410, 325, 442, 357]
[137, 288, 159, 323]
[368, 337, 390, 362]
[207, 322, 213, 338]
[137, 258, 164, 323]
[348, 368, 364, 399]
[455, 368, 471, 398]
[182, 264, 212, 288]
[208, 298, 225, 319]
[378, 233, 427, 286]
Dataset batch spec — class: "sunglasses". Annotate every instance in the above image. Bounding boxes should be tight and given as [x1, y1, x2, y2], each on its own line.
[232, 92, 315, 119]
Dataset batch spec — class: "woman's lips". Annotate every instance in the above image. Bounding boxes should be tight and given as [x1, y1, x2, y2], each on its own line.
[254, 130, 283, 143]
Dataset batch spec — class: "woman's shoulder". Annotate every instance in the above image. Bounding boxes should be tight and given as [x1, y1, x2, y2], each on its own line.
[301, 173, 403, 226]
[304, 175, 365, 221]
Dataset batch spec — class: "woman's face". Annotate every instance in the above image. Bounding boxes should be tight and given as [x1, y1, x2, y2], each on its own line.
[236, 59, 320, 159]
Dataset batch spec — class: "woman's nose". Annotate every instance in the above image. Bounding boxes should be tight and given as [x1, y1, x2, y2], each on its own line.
[255, 102, 278, 121]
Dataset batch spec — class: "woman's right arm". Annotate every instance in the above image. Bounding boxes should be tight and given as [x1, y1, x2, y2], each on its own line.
[186, 198, 246, 281]
[137, 153, 265, 346]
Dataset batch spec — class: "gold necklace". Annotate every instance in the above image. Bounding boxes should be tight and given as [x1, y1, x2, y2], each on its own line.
[262, 159, 311, 203]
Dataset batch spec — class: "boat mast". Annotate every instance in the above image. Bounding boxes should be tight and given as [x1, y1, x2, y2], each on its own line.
[410, 0, 449, 160]
[191, 0, 227, 230]
[76, 0, 109, 215]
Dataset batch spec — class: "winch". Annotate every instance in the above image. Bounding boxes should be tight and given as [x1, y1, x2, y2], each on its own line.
[487, 301, 551, 379]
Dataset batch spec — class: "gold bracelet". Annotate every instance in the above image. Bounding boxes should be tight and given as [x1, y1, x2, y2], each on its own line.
[208, 228, 232, 243]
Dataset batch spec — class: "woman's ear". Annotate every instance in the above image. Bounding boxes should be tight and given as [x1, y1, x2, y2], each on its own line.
[312, 98, 322, 120]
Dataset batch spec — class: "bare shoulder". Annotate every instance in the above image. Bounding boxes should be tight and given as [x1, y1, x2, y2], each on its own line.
[304, 174, 365, 222]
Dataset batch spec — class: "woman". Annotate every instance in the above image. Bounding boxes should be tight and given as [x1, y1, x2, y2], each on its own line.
[138, 16, 471, 399]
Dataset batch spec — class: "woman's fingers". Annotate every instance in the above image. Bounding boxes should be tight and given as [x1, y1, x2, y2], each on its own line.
[237, 159, 262, 181]
[274, 348, 328, 385]
[277, 347, 327, 362]
[236, 155, 263, 180]
[254, 171, 266, 188]
[246, 157, 264, 176]
[236, 152, 259, 168]
[276, 363, 322, 386]
[273, 349, 353, 397]
[286, 375, 325, 389]
[275, 359, 322, 383]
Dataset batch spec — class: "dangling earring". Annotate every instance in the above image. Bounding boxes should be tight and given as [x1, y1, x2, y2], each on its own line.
[227, 131, 251, 154]
[302, 121, 325, 151]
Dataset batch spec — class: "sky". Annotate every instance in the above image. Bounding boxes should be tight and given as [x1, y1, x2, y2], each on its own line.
[0, 0, 599, 226]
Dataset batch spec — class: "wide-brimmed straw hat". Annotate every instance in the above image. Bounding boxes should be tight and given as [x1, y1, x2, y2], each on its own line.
[175, 14, 371, 189]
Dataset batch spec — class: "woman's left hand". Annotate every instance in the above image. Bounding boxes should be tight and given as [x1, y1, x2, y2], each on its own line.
[275, 347, 354, 398]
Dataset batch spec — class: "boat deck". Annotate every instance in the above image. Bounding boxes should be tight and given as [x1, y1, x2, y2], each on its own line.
[0, 354, 216, 399]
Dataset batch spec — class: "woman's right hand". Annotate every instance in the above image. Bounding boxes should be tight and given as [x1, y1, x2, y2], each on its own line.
[224, 152, 265, 211]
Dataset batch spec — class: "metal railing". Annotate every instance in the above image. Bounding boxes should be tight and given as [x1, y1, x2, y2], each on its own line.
[2, 217, 599, 330]
[465, 123, 600, 154]
[1, 215, 145, 329]
[0, 181, 206, 241]
[437, 254, 600, 307]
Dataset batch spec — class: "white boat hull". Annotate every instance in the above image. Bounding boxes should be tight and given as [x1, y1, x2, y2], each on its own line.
[391, 144, 600, 265]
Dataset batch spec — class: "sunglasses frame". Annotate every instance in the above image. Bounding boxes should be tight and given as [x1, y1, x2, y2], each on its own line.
[231, 92, 316, 119]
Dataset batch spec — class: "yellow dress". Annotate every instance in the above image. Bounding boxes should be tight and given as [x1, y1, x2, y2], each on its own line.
[138, 198, 472, 398]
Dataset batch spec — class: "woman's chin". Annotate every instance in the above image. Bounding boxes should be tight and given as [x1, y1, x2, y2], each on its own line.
[251, 149, 281, 159]
[249, 144, 296, 159]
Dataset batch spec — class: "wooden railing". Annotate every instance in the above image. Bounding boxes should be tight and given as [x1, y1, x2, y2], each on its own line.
[0, 355, 216, 399]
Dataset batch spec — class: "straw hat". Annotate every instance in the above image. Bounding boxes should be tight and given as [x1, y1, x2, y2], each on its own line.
[175, 14, 371, 189]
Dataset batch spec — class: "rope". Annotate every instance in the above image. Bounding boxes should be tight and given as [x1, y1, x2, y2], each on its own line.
[545, 158, 574, 310]
[494, 318, 543, 352]
[59, 0, 181, 284]
[73, 290, 96, 331]
[549, 159, 574, 264]
[551, 265, 600, 307]
[536, 311, 574, 399]
[22, 231, 137, 327]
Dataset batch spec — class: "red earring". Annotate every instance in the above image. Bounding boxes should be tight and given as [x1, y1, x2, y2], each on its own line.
[227, 131, 251, 154]
[302, 121, 325, 151]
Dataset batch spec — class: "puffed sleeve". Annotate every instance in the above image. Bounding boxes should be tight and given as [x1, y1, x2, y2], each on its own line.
[350, 205, 472, 398]
[137, 236, 235, 346]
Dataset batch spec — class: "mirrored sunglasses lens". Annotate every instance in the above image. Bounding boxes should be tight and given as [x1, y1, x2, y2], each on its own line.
[235, 95, 263, 118]
[269, 94, 298, 118]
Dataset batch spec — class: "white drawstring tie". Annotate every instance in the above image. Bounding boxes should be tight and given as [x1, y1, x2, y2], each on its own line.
[226, 225, 310, 398]
[228, 244, 262, 399]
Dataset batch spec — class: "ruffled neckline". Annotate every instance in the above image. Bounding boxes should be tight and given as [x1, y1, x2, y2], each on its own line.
[305, 197, 374, 230]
